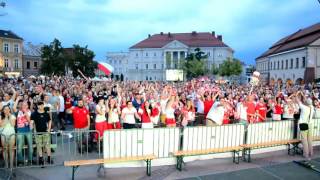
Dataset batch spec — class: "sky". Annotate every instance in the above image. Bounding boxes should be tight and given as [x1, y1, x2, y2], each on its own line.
[0, 0, 319, 65]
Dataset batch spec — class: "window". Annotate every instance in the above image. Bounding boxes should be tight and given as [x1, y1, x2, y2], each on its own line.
[4, 43, 9, 52]
[119, 60, 122, 64]
[135, 64, 138, 70]
[296, 58, 299, 68]
[302, 57, 306, 68]
[150, 77, 152, 81]
[14, 59, 19, 69]
[154, 52, 156, 57]
[110, 60, 113, 64]
[146, 52, 148, 57]
[281, 60, 283, 69]
[136, 53, 138, 57]
[27, 61, 30, 69]
[208, 52, 210, 57]
[146, 76, 148, 80]
[274, 61, 276, 69]
[174, 63, 177, 69]
[290, 59, 293, 69]
[270, 62, 272, 70]
[146, 64, 148, 69]
[153, 64, 156, 69]
[285, 60, 288, 69]
[14, 44, 19, 53]
[277, 61, 279, 70]
[162, 64, 164, 69]
[4, 59, 8, 68]
[33, 62, 38, 69]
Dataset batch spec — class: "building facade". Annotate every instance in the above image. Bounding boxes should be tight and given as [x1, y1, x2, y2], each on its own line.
[106, 52, 129, 79]
[22, 42, 43, 77]
[107, 31, 234, 81]
[0, 30, 23, 77]
[256, 23, 320, 84]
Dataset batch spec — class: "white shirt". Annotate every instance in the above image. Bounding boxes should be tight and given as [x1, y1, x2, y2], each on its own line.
[122, 107, 137, 124]
[59, 95, 65, 112]
[196, 99, 204, 113]
[95, 104, 106, 123]
[298, 102, 314, 124]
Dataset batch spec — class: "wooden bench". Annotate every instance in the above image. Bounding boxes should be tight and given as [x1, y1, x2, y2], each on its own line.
[313, 136, 320, 142]
[64, 154, 156, 180]
[241, 139, 301, 162]
[173, 146, 243, 171]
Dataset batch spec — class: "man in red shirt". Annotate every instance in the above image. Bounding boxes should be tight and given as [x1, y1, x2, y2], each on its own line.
[255, 97, 267, 122]
[246, 95, 256, 123]
[67, 99, 90, 153]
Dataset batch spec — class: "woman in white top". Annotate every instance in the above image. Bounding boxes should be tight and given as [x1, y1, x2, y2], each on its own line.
[107, 98, 121, 129]
[0, 105, 16, 168]
[95, 97, 107, 140]
[121, 101, 140, 129]
[296, 91, 314, 161]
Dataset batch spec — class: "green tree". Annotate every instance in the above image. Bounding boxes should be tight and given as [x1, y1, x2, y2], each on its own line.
[218, 58, 243, 77]
[67, 44, 97, 78]
[183, 48, 208, 79]
[40, 38, 66, 75]
[211, 64, 219, 75]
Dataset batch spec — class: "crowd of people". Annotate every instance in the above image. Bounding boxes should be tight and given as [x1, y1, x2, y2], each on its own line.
[0, 74, 318, 167]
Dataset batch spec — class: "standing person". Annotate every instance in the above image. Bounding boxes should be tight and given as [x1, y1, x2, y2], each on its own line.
[107, 98, 121, 129]
[121, 101, 140, 129]
[246, 95, 256, 123]
[94, 97, 107, 140]
[13, 97, 33, 165]
[0, 105, 16, 168]
[0, 86, 16, 110]
[66, 99, 90, 153]
[255, 97, 267, 122]
[165, 95, 178, 127]
[31, 101, 52, 165]
[282, 98, 295, 120]
[296, 91, 314, 161]
[49, 89, 60, 131]
[138, 101, 153, 128]
[272, 97, 283, 121]
[181, 99, 195, 127]
[57, 90, 65, 130]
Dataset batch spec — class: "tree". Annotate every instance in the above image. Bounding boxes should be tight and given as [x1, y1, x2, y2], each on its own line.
[211, 64, 219, 75]
[218, 58, 243, 77]
[40, 38, 66, 75]
[67, 44, 97, 78]
[182, 48, 208, 79]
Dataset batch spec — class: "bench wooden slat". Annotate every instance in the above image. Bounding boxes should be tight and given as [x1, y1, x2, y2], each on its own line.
[0, 144, 57, 151]
[313, 136, 320, 141]
[64, 155, 156, 167]
[173, 146, 243, 156]
[241, 139, 300, 148]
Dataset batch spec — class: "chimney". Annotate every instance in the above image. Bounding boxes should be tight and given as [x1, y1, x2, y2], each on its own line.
[168, 32, 171, 37]
[160, 32, 163, 35]
[192, 31, 197, 36]
[211, 31, 215, 37]
[217, 35, 222, 41]
[148, 34, 151, 38]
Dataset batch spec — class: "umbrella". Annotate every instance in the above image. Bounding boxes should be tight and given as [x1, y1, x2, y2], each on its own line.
[98, 62, 114, 76]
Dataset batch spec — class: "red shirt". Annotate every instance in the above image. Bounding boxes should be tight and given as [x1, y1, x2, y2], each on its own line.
[72, 107, 89, 129]
[255, 103, 267, 122]
[274, 104, 283, 114]
[246, 101, 256, 122]
[203, 100, 214, 116]
[65, 97, 72, 110]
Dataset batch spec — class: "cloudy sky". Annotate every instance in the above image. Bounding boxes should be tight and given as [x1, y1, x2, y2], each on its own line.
[0, 0, 319, 64]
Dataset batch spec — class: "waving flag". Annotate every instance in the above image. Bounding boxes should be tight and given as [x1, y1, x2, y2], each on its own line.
[98, 62, 114, 76]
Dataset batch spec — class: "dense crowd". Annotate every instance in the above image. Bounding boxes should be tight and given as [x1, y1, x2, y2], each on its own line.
[0, 74, 318, 167]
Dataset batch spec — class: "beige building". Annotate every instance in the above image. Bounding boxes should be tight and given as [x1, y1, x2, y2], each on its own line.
[256, 22, 320, 84]
[22, 42, 43, 77]
[0, 30, 23, 77]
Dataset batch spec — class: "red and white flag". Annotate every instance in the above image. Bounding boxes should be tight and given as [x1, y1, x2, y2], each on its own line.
[98, 62, 114, 76]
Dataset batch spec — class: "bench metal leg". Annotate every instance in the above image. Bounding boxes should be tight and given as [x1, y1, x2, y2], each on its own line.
[97, 164, 106, 177]
[145, 159, 152, 176]
[72, 166, 79, 180]
[242, 148, 251, 162]
[232, 151, 240, 164]
[176, 156, 184, 171]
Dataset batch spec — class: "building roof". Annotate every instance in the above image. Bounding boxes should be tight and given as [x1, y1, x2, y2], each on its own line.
[0, 30, 23, 40]
[257, 22, 320, 59]
[23, 42, 43, 56]
[130, 32, 229, 49]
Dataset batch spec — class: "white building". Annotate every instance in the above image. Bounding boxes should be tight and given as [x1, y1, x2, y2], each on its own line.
[106, 52, 129, 79]
[256, 22, 320, 84]
[107, 31, 234, 81]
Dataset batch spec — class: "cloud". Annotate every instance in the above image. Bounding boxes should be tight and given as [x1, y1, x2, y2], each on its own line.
[0, 0, 319, 63]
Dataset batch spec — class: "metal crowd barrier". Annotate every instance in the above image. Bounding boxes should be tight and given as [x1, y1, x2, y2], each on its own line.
[0, 130, 101, 171]
[103, 127, 180, 159]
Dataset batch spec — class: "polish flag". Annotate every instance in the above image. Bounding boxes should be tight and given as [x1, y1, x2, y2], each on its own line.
[98, 62, 114, 76]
